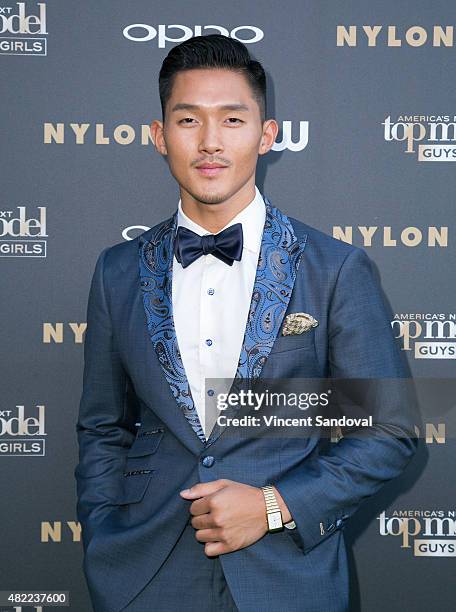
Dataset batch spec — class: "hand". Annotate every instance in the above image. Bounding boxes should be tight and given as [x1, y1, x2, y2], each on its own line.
[180, 479, 266, 556]
[179, 479, 291, 556]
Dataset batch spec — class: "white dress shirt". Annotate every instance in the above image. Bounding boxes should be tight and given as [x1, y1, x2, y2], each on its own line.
[172, 185, 266, 438]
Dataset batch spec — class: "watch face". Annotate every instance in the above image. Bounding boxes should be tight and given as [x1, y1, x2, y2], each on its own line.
[268, 511, 283, 531]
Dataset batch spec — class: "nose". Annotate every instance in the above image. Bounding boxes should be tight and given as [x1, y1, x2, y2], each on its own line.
[198, 120, 224, 156]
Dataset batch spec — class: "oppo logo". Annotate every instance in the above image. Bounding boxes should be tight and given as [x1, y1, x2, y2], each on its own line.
[122, 24, 264, 47]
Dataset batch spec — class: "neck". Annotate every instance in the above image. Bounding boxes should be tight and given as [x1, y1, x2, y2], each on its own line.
[180, 182, 256, 233]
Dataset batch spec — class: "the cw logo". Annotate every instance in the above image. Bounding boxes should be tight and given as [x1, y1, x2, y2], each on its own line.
[272, 121, 309, 152]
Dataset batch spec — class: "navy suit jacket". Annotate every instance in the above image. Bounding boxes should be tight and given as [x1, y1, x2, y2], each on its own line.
[75, 193, 418, 612]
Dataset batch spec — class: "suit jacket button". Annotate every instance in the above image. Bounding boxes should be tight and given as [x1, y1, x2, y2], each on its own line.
[202, 455, 215, 468]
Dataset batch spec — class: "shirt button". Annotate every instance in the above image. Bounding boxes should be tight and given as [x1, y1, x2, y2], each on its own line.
[207, 288, 215, 295]
[205, 339, 213, 346]
[207, 389, 215, 396]
[201, 455, 215, 468]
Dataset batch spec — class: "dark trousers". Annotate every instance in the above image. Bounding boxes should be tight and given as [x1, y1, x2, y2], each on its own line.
[121, 521, 239, 611]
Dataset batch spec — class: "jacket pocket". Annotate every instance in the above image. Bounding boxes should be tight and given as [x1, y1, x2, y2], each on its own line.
[126, 428, 164, 457]
[269, 330, 316, 355]
[116, 469, 156, 505]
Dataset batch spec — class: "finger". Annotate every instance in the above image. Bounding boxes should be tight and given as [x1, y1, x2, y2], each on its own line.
[191, 514, 217, 530]
[195, 529, 223, 543]
[205, 541, 228, 557]
[189, 497, 211, 517]
[180, 479, 229, 499]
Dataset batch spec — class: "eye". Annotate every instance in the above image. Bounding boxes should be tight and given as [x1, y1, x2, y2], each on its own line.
[226, 117, 243, 124]
[178, 117, 196, 124]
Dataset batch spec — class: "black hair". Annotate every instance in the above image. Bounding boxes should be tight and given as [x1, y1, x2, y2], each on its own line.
[159, 34, 266, 123]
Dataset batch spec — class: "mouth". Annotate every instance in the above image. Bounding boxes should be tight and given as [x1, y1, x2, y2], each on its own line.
[195, 164, 229, 177]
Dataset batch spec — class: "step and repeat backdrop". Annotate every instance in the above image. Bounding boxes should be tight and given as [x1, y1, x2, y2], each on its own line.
[1, 1, 455, 611]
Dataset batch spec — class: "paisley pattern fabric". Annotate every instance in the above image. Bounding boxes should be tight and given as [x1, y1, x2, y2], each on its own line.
[139, 194, 307, 445]
[139, 217, 206, 442]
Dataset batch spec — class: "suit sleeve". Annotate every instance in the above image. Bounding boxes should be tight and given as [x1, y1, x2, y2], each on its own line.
[74, 247, 139, 552]
[274, 246, 419, 555]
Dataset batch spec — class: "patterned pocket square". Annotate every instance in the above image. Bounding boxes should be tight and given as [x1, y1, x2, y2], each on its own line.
[282, 312, 319, 336]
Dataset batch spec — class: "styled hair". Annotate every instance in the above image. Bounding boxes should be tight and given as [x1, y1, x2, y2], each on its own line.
[159, 34, 266, 123]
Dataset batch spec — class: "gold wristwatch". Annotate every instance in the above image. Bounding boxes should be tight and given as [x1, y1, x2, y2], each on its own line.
[261, 485, 297, 532]
[261, 485, 284, 532]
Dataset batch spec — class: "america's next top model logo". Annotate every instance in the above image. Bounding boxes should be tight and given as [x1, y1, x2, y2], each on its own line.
[0, 2, 48, 56]
[0, 206, 47, 257]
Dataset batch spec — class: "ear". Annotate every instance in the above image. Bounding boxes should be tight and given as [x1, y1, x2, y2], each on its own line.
[259, 119, 279, 155]
[150, 120, 167, 155]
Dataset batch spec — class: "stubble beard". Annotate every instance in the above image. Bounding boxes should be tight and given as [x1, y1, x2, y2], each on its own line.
[187, 186, 231, 206]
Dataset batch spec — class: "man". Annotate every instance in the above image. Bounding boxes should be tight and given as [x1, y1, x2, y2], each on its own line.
[75, 34, 418, 612]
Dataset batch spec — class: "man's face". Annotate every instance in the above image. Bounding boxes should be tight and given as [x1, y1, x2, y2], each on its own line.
[151, 68, 277, 205]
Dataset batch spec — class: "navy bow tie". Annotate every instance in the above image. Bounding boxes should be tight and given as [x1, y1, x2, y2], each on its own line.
[174, 223, 243, 269]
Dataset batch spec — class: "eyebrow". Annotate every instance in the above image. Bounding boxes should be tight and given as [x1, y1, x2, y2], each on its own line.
[170, 103, 250, 113]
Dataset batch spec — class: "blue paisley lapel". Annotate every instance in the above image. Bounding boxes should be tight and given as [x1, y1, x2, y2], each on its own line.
[205, 196, 308, 446]
[138, 193, 307, 449]
[138, 213, 206, 444]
